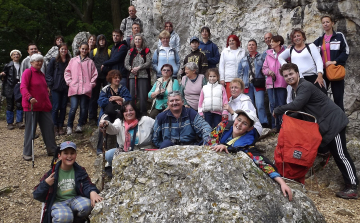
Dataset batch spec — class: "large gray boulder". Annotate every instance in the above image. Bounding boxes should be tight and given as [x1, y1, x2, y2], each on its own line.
[90, 146, 325, 222]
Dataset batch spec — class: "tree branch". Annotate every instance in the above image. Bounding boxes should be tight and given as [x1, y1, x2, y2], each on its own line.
[66, 0, 84, 20]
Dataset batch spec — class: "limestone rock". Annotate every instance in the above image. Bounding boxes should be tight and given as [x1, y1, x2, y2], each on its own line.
[71, 32, 91, 56]
[89, 128, 118, 152]
[90, 146, 325, 222]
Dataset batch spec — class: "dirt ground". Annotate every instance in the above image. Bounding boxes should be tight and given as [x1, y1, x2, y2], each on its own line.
[0, 118, 359, 222]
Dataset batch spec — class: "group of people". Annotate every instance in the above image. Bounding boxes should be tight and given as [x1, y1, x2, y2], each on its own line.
[0, 5, 357, 223]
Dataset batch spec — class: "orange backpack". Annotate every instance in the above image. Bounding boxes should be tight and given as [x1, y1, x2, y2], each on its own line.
[274, 111, 322, 184]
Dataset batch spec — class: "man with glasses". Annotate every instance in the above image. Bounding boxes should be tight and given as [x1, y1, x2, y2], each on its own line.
[152, 91, 212, 149]
[120, 5, 143, 39]
[157, 22, 180, 53]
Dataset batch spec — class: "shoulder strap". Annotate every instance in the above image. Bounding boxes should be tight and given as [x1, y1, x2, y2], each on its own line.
[305, 44, 312, 57]
[290, 46, 294, 56]
[246, 56, 255, 76]
[107, 49, 111, 57]
[93, 48, 97, 57]
[118, 44, 125, 52]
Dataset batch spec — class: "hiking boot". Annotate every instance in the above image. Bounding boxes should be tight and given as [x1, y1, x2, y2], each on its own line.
[75, 125, 83, 133]
[7, 124, 15, 130]
[16, 122, 25, 129]
[23, 155, 32, 161]
[67, 127, 73, 135]
[58, 127, 65, 135]
[336, 184, 358, 199]
[54, 126, 59, 137]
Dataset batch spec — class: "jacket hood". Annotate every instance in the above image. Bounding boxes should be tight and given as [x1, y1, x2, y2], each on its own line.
[96, 34, 108, 48]
[116, 40, 128, 47]
[200, 40, 213, 45]
[229, 93, 251, 103]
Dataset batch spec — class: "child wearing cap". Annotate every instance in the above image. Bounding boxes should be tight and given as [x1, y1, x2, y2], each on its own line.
[33, 141, 103, 223]
[180, 36, 208, 77]
[207, 109, 293, 201]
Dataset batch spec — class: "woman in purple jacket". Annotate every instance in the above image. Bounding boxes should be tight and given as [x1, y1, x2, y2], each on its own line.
[262, 35, 287, 132]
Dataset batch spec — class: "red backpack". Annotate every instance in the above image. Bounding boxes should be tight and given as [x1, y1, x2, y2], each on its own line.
[274, 111, 322, 184]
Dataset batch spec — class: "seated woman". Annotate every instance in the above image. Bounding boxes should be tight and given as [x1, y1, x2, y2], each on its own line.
[99, 101, 155, 167]
[207, 109, 292, 201]
[148, 64, 180, 119]
[96, 70, 132, 154]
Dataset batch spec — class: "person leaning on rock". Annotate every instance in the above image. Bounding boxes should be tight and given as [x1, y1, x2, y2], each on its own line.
[120, 5, 143, 39]
[208, 109, 292, 201]
[152, 91, 212, 149]
[273, 63, 358, 199]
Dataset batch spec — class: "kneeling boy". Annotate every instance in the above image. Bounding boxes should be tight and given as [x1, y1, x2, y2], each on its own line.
[207, 109, 292, 201]
[33, 141, 103, 223]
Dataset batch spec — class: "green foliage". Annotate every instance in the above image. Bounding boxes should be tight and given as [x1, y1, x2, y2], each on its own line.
[0, 0, 129, 67]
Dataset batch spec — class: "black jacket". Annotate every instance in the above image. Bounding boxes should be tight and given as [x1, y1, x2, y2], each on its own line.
[33, 161, 100, 223]
[102, 40, 129, 78]
[90, 34, 110, 79]
[2, 61, 20, 97]
[45, 58, 69, 92]
[274, 78, 348, 147]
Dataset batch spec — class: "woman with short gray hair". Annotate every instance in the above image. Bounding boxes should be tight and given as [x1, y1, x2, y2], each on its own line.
[181, 62, 206, 111]
[20, 53, 57, 161]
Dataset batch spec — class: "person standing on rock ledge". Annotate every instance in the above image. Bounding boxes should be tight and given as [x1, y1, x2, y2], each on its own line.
[120, 5, 143, 39]
[152, 91, 212, 149]
[208, 109, 292, 201]
[273, 63, 358, 199]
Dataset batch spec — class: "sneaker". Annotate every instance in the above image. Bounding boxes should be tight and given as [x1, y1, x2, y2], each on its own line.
[336, 184, 358, 199]
[23, 155, 32, 161]
[7, 124, 15, 130]
[16, 122, 25, 129]
[75, 125, 83, 133]
[67, 127, 73, 135]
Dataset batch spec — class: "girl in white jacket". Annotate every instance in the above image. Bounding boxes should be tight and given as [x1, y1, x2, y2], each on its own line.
[198, 68, 229, 128]
[223, 78, 263, 136]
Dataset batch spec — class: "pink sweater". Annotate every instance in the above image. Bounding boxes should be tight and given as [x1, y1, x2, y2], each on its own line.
[20, 67, 52, 112]
[64, 56, 98, 97]
[262, 48, 287, 89]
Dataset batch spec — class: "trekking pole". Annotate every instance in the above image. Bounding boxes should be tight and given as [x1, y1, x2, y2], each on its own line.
[101, 126, 107, 190]
[31, 104, 35, 168]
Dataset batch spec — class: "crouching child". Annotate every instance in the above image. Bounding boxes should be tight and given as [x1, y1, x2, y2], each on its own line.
[33, 141, 103, 223]
[207, 109, 293, 201]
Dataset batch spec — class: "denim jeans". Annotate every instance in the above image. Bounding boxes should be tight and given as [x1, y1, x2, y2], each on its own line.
[245, 83, 268, 125]
[267, 88, 287, 129]
[51, 196, 91, 223]
[89, 78, 108, 121]
[51, 90, 68, 127]
[105, 148, 117, 166]
[67, 95, 90, 128]
[204, 112, 222, 129]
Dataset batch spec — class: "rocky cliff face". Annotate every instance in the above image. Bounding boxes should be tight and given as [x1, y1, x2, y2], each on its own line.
[133, 0, 360, 136]
[90, 146, 325, 222]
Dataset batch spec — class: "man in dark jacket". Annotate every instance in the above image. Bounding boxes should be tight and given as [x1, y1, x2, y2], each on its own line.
[102, 29, 129, 87]
[180, 36, 208, 77]
[274, 63, 358, 199]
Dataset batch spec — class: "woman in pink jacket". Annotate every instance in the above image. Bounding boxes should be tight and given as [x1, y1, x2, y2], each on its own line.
[20, 54, 57, 160]
[65, 42, 98, 134]
[262, 35, 287, 132]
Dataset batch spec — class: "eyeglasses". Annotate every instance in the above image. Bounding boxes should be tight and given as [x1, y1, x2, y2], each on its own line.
[162, 69, 171, 72]
[168, 91, 181, 97]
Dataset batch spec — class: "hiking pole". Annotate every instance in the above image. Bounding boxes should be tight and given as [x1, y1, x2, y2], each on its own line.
[101, 125, 107, 190]
[31, 104, 35, 168]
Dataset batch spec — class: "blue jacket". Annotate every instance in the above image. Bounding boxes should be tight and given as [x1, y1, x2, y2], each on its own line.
[33, 161, 99, 223]
[313, 31, 349, 67]
[152, 107, 212, 148]
[199, 40, 220, 68]
[238, 52, 265, 88]
[97, 84, 132, 121]
[102, 40, 129, 78]
[152, 47, 180, 78]
[45, 58, 69, 92]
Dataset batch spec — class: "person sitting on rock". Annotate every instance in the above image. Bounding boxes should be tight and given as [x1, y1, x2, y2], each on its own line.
[33, 141, 103, 223]
[208, 109, 292, 201]
[274, 63, 358, 199]
[152, 91, 212, 149]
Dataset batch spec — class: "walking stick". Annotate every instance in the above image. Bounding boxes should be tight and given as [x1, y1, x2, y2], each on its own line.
[31, 104, 35, 168]
[101, 126, 107, 190]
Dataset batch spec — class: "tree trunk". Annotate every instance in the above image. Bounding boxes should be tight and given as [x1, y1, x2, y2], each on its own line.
[82, 0, 94, 24]
[111, 0, 122, 29]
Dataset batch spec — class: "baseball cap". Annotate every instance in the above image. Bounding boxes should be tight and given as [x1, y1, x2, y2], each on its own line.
[59, 141, 77, 151]
[235, 109, 258, 125]
[190, 36, 200, 43]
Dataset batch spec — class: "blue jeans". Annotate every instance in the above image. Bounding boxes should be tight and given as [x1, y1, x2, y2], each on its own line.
[245, 83, 268, 125]
[204, 112, 222, 129]
[51, 90, 68, 127]
[267, 88, 287, 129]
[105, 148, 117, 166]
[51, 196, 91, 223]
[67, 95, 90, 128]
